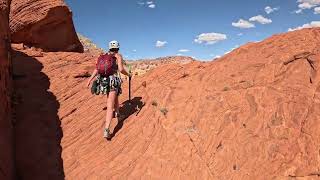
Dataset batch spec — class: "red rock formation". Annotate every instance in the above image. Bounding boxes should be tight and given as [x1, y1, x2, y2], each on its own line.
[9, 0, 83, 52]
[77, 33, 104, 54]
[12, 28, 320, 179]
[128, 56, 196, 75]
[0, 0, 14, 179]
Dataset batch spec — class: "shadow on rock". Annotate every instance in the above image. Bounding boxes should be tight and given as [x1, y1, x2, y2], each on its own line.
[110, 97, 145, 140]
[12, 50, 64, 180]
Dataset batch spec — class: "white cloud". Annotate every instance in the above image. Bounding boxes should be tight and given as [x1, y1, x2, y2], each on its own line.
[299, 2, 316, 9]
[156, 40, 167, 48]
[210, 54, 221, 58]
[194, 32, 227, 45]
[132, 49, 137, 52]
[298, 0, 320, 8]
[224, 51, 231, 55]
[176, 53, 183, 56]
[249, 15, 272, 24]
[237, 33, 243, 36]
[138, 1, 156, 8]
[232, 19, 255, 29]
[288, 21, 320, 31]
[296, 0, 320, 14]
[265, 6, 279, 14]
[148, 4, 156, 8]
[314, 6, 320, 13]
[178, 49, 190, 53]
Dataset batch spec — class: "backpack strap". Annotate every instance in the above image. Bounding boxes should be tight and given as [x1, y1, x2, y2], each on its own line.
[111, 54, 118, 72]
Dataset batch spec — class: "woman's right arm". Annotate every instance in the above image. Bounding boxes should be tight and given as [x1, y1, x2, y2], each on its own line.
[116, 54, 131, 76]
[86, 69, 98, 87]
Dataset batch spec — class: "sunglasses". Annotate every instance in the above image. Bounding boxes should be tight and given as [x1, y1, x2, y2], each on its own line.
[110, 48, 119, 52]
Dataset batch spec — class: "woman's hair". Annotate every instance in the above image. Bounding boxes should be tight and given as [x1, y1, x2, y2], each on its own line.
[109, 48, 119, 53]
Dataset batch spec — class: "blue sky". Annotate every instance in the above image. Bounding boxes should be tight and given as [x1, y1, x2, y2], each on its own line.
[65, 0, 320, 60]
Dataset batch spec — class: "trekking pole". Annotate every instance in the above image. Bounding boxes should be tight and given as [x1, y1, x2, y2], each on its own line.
[128, 65, 132, 104]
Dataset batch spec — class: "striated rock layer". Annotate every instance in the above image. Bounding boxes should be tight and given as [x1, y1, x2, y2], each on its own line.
[9, 0, 83, 52]
[0, 0, 14, 180]
[12, 28, 320, 179]
[128, 56, 196, 75]
[77, 33, 104, 54]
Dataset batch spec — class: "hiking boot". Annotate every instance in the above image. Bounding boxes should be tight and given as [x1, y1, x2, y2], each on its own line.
[103, 128, 111, 139]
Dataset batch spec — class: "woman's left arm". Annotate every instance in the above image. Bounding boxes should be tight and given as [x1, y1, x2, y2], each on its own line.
[86, 69, 98, 88]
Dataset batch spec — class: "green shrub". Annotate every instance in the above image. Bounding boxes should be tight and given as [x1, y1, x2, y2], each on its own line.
[160, 108, 168, 115]
[223, 87, 230, 91]
[151, 101, 158, 107]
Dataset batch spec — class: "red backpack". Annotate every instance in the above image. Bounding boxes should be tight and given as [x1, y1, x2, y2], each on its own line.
[96, 54, 117, 76]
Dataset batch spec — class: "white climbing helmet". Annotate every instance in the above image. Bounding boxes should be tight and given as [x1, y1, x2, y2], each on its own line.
[109, 40, 120, 49]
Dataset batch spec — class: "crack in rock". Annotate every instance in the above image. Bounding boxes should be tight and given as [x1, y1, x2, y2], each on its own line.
[283, 52, 317, 84]
[283, 52, 316, 70]
[288, 172, 320, 178]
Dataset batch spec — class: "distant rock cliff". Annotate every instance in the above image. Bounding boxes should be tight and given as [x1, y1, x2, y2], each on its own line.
[77, 33, 104, 54]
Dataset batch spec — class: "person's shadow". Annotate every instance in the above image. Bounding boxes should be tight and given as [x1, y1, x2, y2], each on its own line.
[12, 50, 65, 180]
[109, 97, 144, 140]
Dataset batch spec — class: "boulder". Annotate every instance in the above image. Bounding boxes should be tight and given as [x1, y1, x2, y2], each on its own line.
[9, 0, 83, 52]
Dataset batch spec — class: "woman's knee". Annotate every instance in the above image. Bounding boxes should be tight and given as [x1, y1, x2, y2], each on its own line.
[107, 91, 116, 104]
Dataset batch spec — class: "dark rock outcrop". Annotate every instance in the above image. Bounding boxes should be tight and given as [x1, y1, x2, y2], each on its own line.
[0, 0, 14, 179]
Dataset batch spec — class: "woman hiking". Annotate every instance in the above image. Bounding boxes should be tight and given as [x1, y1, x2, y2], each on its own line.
[86, 40, 131, 139]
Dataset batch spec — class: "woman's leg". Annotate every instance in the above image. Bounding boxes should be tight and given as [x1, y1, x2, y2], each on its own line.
[105, 91, 117, 130]
[115, 95, 120, 115]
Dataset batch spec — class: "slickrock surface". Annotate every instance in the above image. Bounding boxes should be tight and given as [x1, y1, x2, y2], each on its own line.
[9, 0, 83, 52]
[0, 0, 14, 179]
[12, 28, 320, 179]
